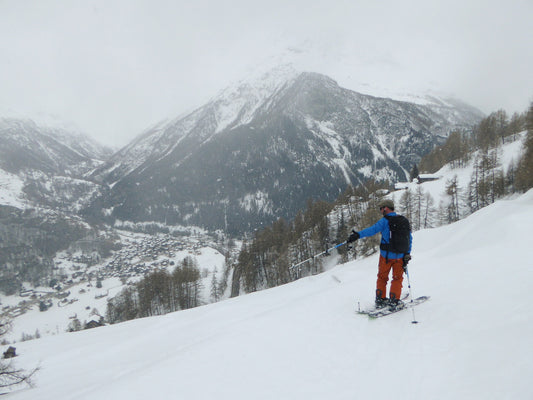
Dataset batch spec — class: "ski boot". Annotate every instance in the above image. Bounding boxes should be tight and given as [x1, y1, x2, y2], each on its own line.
[375, 289, 388, 309]
[388, 295, 405, 311]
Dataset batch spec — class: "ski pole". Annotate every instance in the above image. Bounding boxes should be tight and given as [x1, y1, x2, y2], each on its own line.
[404, 265, 418, 324]
[289, 242, 347, 271]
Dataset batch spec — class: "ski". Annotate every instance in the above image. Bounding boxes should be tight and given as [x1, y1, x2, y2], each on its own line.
[357, 295, 430, 319]
[355, 292, 409, 316]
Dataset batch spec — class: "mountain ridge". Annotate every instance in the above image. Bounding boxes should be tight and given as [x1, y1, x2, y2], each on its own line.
[90, 69, 483, 233]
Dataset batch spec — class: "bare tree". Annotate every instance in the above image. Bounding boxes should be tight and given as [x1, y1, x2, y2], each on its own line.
[398, 188, 414, 222]
[516, 102, 533, 191]
[412, 186, 424, 231]
[0, 318, 38, 392]
[422, 191, 436, 229]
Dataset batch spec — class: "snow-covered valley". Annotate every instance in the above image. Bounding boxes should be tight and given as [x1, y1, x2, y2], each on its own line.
[2, 184, 532, 399]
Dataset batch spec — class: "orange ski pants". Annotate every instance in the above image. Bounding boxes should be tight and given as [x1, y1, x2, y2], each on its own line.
[376, 255, 404, 300]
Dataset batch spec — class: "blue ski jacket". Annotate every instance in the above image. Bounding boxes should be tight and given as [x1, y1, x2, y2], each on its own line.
[356, 212, 412, 259]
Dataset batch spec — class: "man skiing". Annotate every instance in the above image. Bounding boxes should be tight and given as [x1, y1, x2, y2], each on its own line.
[346, 199, 412, 311]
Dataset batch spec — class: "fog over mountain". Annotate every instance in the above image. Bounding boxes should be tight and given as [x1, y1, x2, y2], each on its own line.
[88, 67, 483, 233]
[0, 1, 531, 147]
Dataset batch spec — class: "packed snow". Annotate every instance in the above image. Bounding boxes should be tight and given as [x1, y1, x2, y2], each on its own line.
[1, 130, 530, 399]
[3, 187, 532, 399]
[2, 242, 226, 343]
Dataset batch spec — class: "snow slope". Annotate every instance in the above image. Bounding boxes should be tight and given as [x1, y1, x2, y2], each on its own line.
[0, 169, 27, 208]
[390, 132, 526, 217]
[4, 188, 533, 400]
[3, 244, 226, 342]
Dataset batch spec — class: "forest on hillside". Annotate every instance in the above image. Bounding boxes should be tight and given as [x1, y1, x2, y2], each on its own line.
[102, 103, 533, 325]
[231, 104, 533, 296]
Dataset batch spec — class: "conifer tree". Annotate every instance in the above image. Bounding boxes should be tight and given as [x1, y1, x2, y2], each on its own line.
[516, 102, 533, 191]
[422, 191, 436, 229]
[475, 113, 498, 150]
[445, 176, 460, 223]
[506, 112, 525, 139]
[412, 185, 425, 231]
[467, 154, 481, 213]
[494, 109, 508, 144]
[210, 268, 220, 302]
[505, 158, 518, 193]
[409, 164, 419, 182]
[398, 189, 414, 222]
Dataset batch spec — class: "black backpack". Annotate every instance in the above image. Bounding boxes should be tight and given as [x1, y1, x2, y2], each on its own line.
[380, 214, 411, 254]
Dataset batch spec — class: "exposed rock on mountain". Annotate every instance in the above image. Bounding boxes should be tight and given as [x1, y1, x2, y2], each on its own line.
[0, 118, 112, 176]
[92, 69, 483, 233]
[0, 118, 112, 293]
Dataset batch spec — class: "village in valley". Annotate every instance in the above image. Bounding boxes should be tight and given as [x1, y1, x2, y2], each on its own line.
[0, 229, 230, 342]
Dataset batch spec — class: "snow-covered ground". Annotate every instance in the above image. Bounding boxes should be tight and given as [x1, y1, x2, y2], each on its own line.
[3, 187, 532, 399]
[2, 243, 226, 342]
[390, 132, 526, 217]
[1, 131, 529, 398]
[0, 169, 27, 208]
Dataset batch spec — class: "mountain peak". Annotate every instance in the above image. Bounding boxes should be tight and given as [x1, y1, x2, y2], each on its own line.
[0, 117, 111, 175]
[91, 68, 483, 233]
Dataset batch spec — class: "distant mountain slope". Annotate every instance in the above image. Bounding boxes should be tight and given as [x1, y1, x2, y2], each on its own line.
[0, 118, 112, 292]
[0, 118, 112, 176]
[92, 68, 483, 233]
[0, 117, 113, 213]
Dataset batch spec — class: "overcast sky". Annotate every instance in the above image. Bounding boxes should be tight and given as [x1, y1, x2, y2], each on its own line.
[1, 0, 532, 148]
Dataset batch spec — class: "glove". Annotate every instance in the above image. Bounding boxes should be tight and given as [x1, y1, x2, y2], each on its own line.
[403, 254, 412, 265]
[347, 230, 360, 244]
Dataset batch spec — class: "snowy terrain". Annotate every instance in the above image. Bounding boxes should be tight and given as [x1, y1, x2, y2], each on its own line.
[0, 170, 27, 208]
[1, 239, 227, 342]
[3, 185, 532, 399]
[390, 132, 526, 216]
[1, 131, 530, 399]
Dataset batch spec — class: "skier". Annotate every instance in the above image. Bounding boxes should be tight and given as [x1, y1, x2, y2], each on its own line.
[346, 199, 412, 310]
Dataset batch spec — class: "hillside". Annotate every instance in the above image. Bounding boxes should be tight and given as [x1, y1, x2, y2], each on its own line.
[91, 68, 483, 233]
[0, 118, 111, 176]
[4, 188, 532, 399]
[1, 130, 526, 340]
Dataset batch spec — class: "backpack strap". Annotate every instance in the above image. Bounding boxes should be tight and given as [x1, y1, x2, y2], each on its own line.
[380, 215, 392, 261]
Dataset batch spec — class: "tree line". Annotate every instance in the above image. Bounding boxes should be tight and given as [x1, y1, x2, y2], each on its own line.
[106, 256, 203, 324]
[231, 180, 392, 296]
[419, 109, 527, 173]
[418, 103, 533, 220]
[230, 102, 533, 296]
[94, 102, 533, 324]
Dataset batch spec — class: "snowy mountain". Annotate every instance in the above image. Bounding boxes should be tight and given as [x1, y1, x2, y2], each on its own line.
[92, 67, 483, 233]
[0, 117, 111, 176]
[3, 132, 525, 339]
[0, 67, 486, 305]
[5, 186, 532, 399]
[0, 117, 114, 212]
[0, 118, 114, 295]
